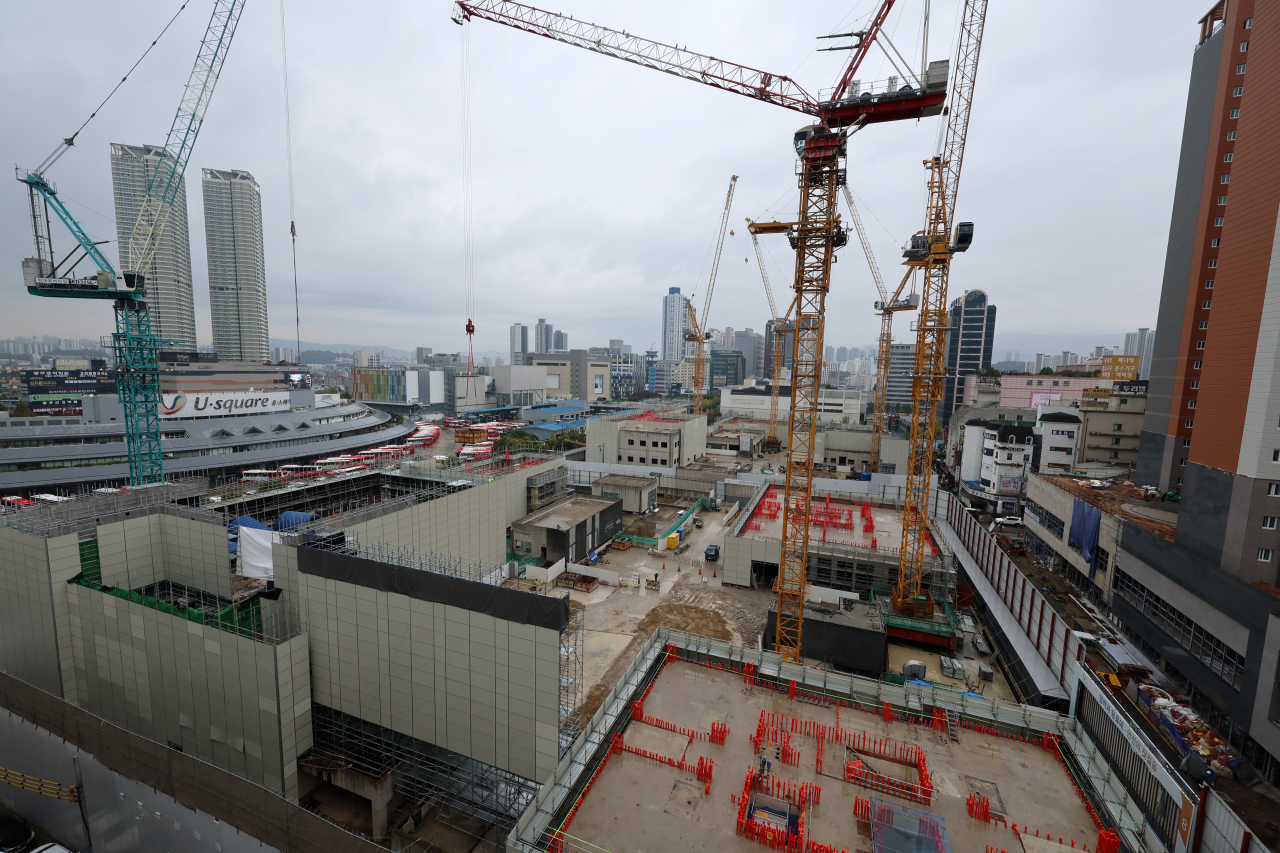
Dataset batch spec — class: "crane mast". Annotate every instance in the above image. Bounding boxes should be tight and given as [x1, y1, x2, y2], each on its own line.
[685, 176, 737, 416]
[894, 0, 986, 615]
[16, 0, 247, 485]
[454, 0, 945, 663]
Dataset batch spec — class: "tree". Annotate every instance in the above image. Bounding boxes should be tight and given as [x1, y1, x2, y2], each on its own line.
[10, 400, 34, 417]
[1038, 367, 1055, 375]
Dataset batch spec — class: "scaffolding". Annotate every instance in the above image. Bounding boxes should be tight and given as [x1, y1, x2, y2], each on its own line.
[526, 466, 569, 513]
[305, 704, 541, 850]
[0, 478, 216, 541]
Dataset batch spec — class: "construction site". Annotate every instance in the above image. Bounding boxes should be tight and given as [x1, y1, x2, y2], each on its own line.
[2, 0, 1278, 850]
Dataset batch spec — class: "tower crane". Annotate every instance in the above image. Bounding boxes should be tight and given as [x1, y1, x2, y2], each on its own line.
[747, 220, 795, 454]
[453, 0, 948, 663]
[17, 0, 247, 486]
[894, 0, 987, 617]
[842, 184, 920, 472]
[684, 175, 738, 416]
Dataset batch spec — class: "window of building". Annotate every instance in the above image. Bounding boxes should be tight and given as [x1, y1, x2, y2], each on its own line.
[661, 441, 668, 447]
[1203, 300, 1212, 309]
[1188, 400, 1197, 409]
[1211, 238, 1221, 247]
[1244, 18, 1253, 27]
[1240, 41, 1249, 51]
[1233, 87, 1244, 97]
[1190, 380, 1200, 389]
[1208, 260, 1218, 269]
[1200, 321, 1209, 329]
[1181, 458, 1188, 466]
[1220, 174, 1231, 184]
[1226, 131, 1236, 141]
[627, 455, 634, 462]
[1264, 517, 1278, 530]
[1259, 548, 1273, 562]
[1177, 477, 1184, 486]
[639, 440, 646, 446]
[638, 457, 646, 463]
[1197, 341, 1206, 349]
[1206, 279, 1215, 288]
[1026, 499, 1065, 539]
[1230, 109, 1240, 119]
[1183, 438, 1192, 447]
[1052, 380, 1059, 386]
[1186, 419, 1195, 428]
[1113, 568, 1245, 687]
[1109, 451, 1119, 459]
[1273, 449, 1280, 462]
[1218, 195, 1229, 204]
[1236, 64, 1247, 74]
[1111, 437, 1121, 445]
[627, 438, 634, 445]
[1113, 423, 1123, 431]
[1215, 216, 1225, 225]
[1194, 360, 1203, 369]
[1269, 483, 1280, 496]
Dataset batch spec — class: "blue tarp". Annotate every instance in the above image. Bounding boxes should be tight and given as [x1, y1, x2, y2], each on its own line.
[1068, 498, 1102, 577]
[274, 510, 319, 532]
[228, 515, 270, 555]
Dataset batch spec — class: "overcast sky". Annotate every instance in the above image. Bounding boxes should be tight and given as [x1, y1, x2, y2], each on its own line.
[1, 1, 1208, 359]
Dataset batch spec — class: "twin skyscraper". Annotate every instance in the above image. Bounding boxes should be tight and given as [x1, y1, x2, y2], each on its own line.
[109, 143, 269, 361]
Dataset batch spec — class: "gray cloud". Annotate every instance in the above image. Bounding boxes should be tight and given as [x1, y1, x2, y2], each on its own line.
[1, 1, 1203, 355]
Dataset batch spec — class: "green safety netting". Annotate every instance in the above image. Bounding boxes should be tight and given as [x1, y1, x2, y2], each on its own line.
[66, 574, 274, 631]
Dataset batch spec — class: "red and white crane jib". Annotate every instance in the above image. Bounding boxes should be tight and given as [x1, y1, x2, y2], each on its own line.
[452, 0, 818, 115]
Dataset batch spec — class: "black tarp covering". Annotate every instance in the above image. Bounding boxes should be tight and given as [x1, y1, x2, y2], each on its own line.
[296, 546, 570, 632]
[1068, 497, 1102, 577]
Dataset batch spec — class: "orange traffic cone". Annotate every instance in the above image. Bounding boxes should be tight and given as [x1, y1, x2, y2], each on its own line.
[699, 566, 702, 575]
[677, 564, 681, 572]
[713, 568, 717, 577]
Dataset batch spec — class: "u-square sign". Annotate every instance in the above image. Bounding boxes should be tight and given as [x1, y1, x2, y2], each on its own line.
[159, 390, 292, 419]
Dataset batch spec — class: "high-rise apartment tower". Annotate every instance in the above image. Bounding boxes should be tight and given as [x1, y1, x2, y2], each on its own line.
[110, 143, 197, 347]
[661, 288, 690, 361]
[202, 168, 269, 362]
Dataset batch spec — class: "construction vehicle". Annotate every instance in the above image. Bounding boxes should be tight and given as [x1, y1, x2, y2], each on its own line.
[894, 0, 988, 618]
[747, 219, 796, 453]
[684, 176, 738, 416]
[453, 0, 947, 663]
[17, 0, 247, 486]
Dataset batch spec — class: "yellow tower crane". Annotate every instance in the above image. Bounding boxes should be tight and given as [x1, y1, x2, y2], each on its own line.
[895, 0, 987, 617]
[684, 175, 738, 416]
[840, 185, 919, 473]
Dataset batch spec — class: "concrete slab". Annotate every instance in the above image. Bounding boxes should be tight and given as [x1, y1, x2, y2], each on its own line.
[564, 660, 1097, 853]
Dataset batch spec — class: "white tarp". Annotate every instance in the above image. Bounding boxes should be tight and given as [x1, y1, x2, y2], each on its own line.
[239, 526, 279, 579]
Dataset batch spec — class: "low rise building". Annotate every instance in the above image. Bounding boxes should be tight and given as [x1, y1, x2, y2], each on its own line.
[999, 374, 1104, 408]
[718, 381, 864, 424]
[585, 408, 706, 470]
[525, 350, 611, 401]
[1079, 385, 1146, 470]
[1038, 408, 1083, 472]
[492, 364, 549, 408]
[958, 419, 1034, 515]
[511, 495, 623, 564]
[589, 473, 657, 514]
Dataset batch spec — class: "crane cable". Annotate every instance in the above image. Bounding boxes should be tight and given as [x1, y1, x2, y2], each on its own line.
[36, 1, 191, 175]
[461, 23, 478, 392]
[279, 0, 301, 364]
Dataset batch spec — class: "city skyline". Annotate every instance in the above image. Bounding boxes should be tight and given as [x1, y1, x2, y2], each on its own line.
[0, 2, 1196, 354]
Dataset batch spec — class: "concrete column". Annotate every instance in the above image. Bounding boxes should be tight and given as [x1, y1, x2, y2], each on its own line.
[314, 765, 396, 840]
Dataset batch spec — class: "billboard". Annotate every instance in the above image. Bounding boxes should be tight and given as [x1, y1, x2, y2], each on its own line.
[1114, 380, 1149, 395]
[1030, 391, 1063, 408]
[1099, 355, 1140, 380]
[159, 391, 293, 419]
[23, 370, 117, 415]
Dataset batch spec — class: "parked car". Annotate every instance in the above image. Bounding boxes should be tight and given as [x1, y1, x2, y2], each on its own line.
[693, 517, 704, 529]
[0, 814, 35, 853]
[994, 516, 1024, 527]
[704, 544, 720, 562]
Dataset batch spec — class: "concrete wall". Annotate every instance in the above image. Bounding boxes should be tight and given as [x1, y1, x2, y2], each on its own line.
[1025, 476, 1122, 596]
[346, 461, 563, 564]
[289, 550, 563, 782]
[65, 582, 310, 797]
[0, 527, 78, 697]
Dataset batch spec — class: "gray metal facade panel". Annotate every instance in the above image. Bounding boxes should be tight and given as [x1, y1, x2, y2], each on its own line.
[1143, 31, 1223, 437]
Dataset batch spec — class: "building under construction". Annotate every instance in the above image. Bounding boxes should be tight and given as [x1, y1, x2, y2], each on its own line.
[723, 481, 960, 651]
[0, 452, 584, 847]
